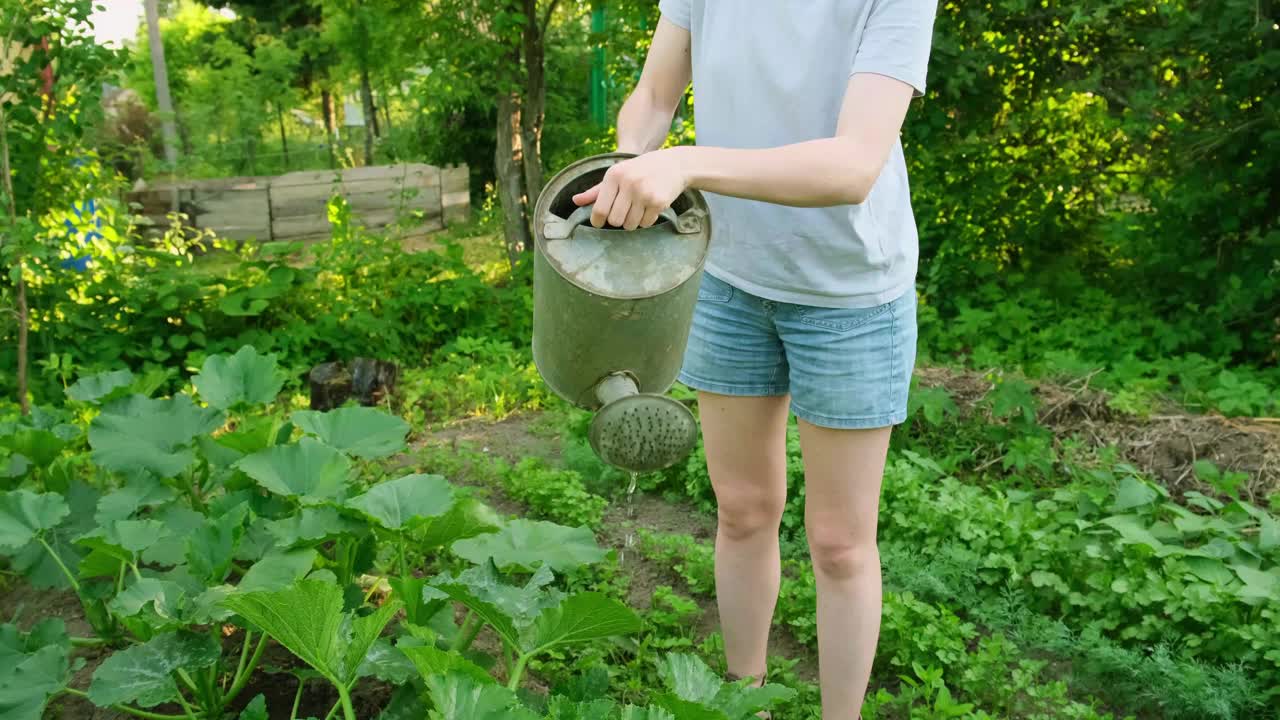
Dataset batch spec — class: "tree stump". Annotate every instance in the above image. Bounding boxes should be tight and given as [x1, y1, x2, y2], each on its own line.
[308, 358, 399, 411]
[351, 357, 399, 406]
[309, 362, 353, 411]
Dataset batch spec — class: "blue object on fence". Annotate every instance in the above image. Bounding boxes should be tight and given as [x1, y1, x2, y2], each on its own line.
[60, 197, 98, 272]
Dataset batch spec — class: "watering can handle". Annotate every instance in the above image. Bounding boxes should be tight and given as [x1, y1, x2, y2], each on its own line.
[542, 203, 704, 240]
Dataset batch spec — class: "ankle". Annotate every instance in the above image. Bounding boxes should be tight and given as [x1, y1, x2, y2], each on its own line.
[726, 670, 767, 688]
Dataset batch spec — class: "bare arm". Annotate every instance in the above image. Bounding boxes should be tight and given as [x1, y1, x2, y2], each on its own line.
[577, 72, 919, 228]
[680, 72, 917, 206]
[615, 17, 691, 154]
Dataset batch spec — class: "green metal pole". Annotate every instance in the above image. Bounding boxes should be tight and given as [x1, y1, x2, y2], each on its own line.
[590, 1, 607, 128]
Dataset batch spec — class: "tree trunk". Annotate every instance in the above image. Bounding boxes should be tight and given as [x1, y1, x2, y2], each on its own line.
[321, 88, 337, 168]
[15, 275, 27, 415]
[0, 103, 28, 415]
[144, 0, 179, 172]
[360, 68, 377, 165]
[520, 0, 546, 199]
[495, 90, 531, 271]
[276, 104, 290, 169]
[380, 85, 393, 136]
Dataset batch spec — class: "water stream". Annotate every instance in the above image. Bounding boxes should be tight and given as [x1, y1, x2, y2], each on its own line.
[621, 471, 638, 565]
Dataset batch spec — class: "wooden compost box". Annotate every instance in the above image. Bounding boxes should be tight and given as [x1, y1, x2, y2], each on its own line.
[128, 163, 470, 243]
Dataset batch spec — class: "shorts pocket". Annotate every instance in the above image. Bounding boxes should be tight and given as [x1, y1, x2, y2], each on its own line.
[696, 272, 735, 303]
[797, 300, 893, 332]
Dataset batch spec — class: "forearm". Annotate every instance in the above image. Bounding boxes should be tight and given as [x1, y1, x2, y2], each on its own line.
[677, 137, 878, 208]
[616, 87, 680, 155]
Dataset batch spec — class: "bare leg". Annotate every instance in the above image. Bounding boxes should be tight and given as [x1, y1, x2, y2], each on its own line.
[798, 419, 892, 720]
[698, 391, 791, 682]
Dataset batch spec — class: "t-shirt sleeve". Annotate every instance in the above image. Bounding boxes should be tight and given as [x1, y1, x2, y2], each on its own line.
[658, 0, 692, 29]
[850, 0, 938, 97]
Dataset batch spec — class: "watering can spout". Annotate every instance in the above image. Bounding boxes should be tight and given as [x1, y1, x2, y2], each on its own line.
[530, 153, 712, 474]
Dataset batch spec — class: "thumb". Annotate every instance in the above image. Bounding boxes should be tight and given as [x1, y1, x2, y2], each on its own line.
[572, 184, 601, 206]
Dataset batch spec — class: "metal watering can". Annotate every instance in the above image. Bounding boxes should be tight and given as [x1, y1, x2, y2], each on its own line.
[532, 152, 712, 473]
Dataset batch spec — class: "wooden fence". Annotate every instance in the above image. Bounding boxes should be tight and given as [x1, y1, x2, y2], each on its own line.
[127, 163, 470, 243]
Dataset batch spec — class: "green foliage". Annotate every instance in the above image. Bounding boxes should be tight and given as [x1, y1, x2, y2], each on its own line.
[0, 619, 74, 720]
[452, 519, 609, 573]
[501, 457, 609, 529]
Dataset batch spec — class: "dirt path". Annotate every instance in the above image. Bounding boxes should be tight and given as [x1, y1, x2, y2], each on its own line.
[412, 413, 823, 682]
[915, 366, 1279, 500]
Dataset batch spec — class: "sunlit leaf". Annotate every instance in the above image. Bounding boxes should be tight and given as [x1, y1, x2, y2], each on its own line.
[235, 437, 352, 505]
[451, 519, 607, 573]
[291, 407, 410, 459]
[193, 346, 285, 410]
[346, 474, 453, 530]
[88, 631, 220, 708]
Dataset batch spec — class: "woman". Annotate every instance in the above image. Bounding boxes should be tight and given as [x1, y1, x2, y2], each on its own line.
[573, 1, 937, 717]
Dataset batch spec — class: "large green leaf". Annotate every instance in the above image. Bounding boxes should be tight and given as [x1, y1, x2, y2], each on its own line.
[66, 369, 134, 404]
[1098, 514, 1165, 551]
[656, 653, 794, 720]
[110, 577, 188, 620]
[193, 346, 285, 410]
[400, 644, 493, 686]
[11, 482, 97, 590]
[357, 638, 417, 684]
[442, 562, 564, 631]
[265, 507, 365, 547]
[1112, 476, 1160, 511]
[237, 549, 319, 593]
[418, 494, 502, 551]
[426, 673, 541, 720]
[222, 579, 400, 685]
[79, 518, 170, 557]
[95, 476, 178, 525]
[235, 437, 352, 505]
[88, 631, 220, 708]
[291, 407, 410, 459]
[378, 684, 429, 720]
[530, 593, 642, 653]
[347, 474, 454, 531]
[0, 490, 68, 550]
[0, 429, 65, 468]
[1238, 501, 1280, 551]
[431, 579, 523, 652]
[0, 644, 70, 720]
[1231, 565, 1280, 605]
[452, 519, 607, 573]
[144, 505, 207, 567]
[187, 503, 249, 583]
[1183, 557, 1234, 585]
[89, 395, 225, 478]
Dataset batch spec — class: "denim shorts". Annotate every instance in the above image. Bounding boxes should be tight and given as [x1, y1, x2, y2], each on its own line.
[677, 271, 918, 429]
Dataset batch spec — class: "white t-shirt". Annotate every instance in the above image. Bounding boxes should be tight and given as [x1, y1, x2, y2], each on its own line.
[657, 0, 938, 308]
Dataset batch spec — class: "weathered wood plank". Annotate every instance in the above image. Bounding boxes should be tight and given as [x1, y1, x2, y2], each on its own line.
[272, 215, 333, 240]
[442, 166, 469, 194]
[191, 189, 270, 220]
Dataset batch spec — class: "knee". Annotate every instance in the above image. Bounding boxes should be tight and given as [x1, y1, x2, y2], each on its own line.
[806, 523, 877, 581]
[716, 488, 786, 541]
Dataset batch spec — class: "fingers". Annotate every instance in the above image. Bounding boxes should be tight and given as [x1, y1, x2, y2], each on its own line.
[623, 201, 646, 230]
[590, 180, 619, 228]
[639, 206, 662, 228]
[572, 184, 601, 206]
[607, 189, 633, 228]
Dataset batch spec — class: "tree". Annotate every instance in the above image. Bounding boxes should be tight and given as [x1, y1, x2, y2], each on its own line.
[0, 0, 115, 413]
[144, 0, 180, 170]
[422, 0, 565, 268]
